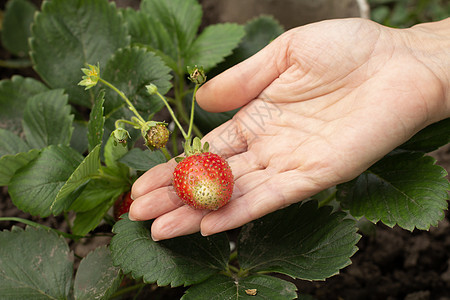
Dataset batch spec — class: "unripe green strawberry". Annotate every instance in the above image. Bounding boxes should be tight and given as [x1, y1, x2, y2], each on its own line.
[145, 124, 169, 149]
[173, 152, 234, 210]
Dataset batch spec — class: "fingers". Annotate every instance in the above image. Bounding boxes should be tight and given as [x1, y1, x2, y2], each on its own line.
[196, 33, 290, 112]
[131, 159, 178, 199]
[128, 186, 183, 221]
[200, 170, 322, 236]
[129, 159, 180, 223]
[151, 206, 209, 241]
[148, 169, 323, 241]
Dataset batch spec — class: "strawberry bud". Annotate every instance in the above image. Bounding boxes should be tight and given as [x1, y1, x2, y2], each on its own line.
[187, 65, 206, 85]
[111, 127, 130, 146]
[145, 83, 158, 95]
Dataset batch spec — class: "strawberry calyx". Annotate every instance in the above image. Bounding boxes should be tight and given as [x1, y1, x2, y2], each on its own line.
[176, 137, 209, 163]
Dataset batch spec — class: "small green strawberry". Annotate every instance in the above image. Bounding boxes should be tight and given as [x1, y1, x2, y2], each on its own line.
[173, 138, 234, 210]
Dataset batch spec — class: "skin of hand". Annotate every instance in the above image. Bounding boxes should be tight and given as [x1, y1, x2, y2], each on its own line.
[130, 18, 450, 241]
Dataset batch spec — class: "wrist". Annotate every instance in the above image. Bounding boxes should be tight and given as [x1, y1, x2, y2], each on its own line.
[401, 18, 450, 120]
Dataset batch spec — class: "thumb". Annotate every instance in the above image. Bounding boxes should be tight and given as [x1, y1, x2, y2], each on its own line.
[196, 34, 289, 112]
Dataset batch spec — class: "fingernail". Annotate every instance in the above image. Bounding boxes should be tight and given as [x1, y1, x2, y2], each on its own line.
[201, 230, 210, 237]
[128, 213, 137, 221]
[130, 193, 135, 200]
[151, 233, 160, 242]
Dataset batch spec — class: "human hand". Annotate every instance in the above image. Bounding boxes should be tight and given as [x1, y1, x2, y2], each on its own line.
[130, 18, 449, 241]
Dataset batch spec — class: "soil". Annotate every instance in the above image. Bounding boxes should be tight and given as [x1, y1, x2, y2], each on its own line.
[296, 216, 450, 300]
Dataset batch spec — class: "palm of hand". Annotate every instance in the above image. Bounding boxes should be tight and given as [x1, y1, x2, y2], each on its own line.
[130, 19, 442, 240]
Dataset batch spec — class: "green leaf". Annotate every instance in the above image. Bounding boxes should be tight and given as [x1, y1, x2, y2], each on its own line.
[102, 46, 172, 118]
[0, 128, 29, 157]
[216, 16, 284, 71]
[337, 152, 450, 231]
[70, 178, 128, 212]
[110, 217, 230, 287]
[0, 149, 40, 186]
[8, 145, 84, 217]
[52, 144, 101, 215]
[186, 23, 245, 70]
[399, 118, 450, 152]
[22, 89, 74, 149]
[71, 120, 89, 154]
[121, 8, 177, 69]
[140, 0, 202, 65]
[0, 226, 73, 299]
[30, 0, 129, 106]
[104, 134, 129, 172]
[74, 246, 122, 300]
[182, 274, 298, 300]
[238, 201, 360, 281]
[1, 0, 37, 57]
[88, 91, 105, 152]
[72, 195, 118, 236]
[118, 148, 167, 171]
[70, 178, 130, 212]
[0, 75, 49, 133]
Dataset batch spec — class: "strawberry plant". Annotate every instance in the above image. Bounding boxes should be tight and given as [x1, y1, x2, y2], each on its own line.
[0, 0, 449, 299]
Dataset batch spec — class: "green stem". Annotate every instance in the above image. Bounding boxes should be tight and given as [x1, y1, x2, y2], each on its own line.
[161, 147, 172, 161]
[171, 126, 179, 156]
[95, 169, 132, 184]
[115, 119, 140, 129]
[0, 217, 83, 239]
[318, 189, 337, 208]
[155, 91, 188, 140]
[99, 78, 146, 124]
[111, 283, 147, 299]
[187, 84, 200, 140]
[173, 97, 203, 139]
[103, 214, 116, 227]
[237, 268, 249, 278]
[104, 103, 126, 120]
[0, 58, 32, 68]
[229, 250, 238, 263]
[132, 284, 145, 300]
[228, 264, 240, 274]
[63, 212, 73, 232]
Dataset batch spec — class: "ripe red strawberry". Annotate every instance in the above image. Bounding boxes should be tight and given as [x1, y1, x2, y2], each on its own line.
[113, 192, 134, 220]
[173, 152, 234, 210]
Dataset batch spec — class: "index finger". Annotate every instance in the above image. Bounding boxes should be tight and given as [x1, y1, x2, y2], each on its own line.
[131, 159, 177, 199]
[196, 31, 290, 112]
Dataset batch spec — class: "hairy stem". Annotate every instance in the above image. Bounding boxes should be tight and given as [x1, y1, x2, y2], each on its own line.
[161, 147, 172, 161]
[0, 217, 83, 239]
[156, 91, 188, 140]
[99, 78, 146, 124]
[115, 119, 140, 129]
[318, 189, 337, 207]
[187, 84, 200, 139]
